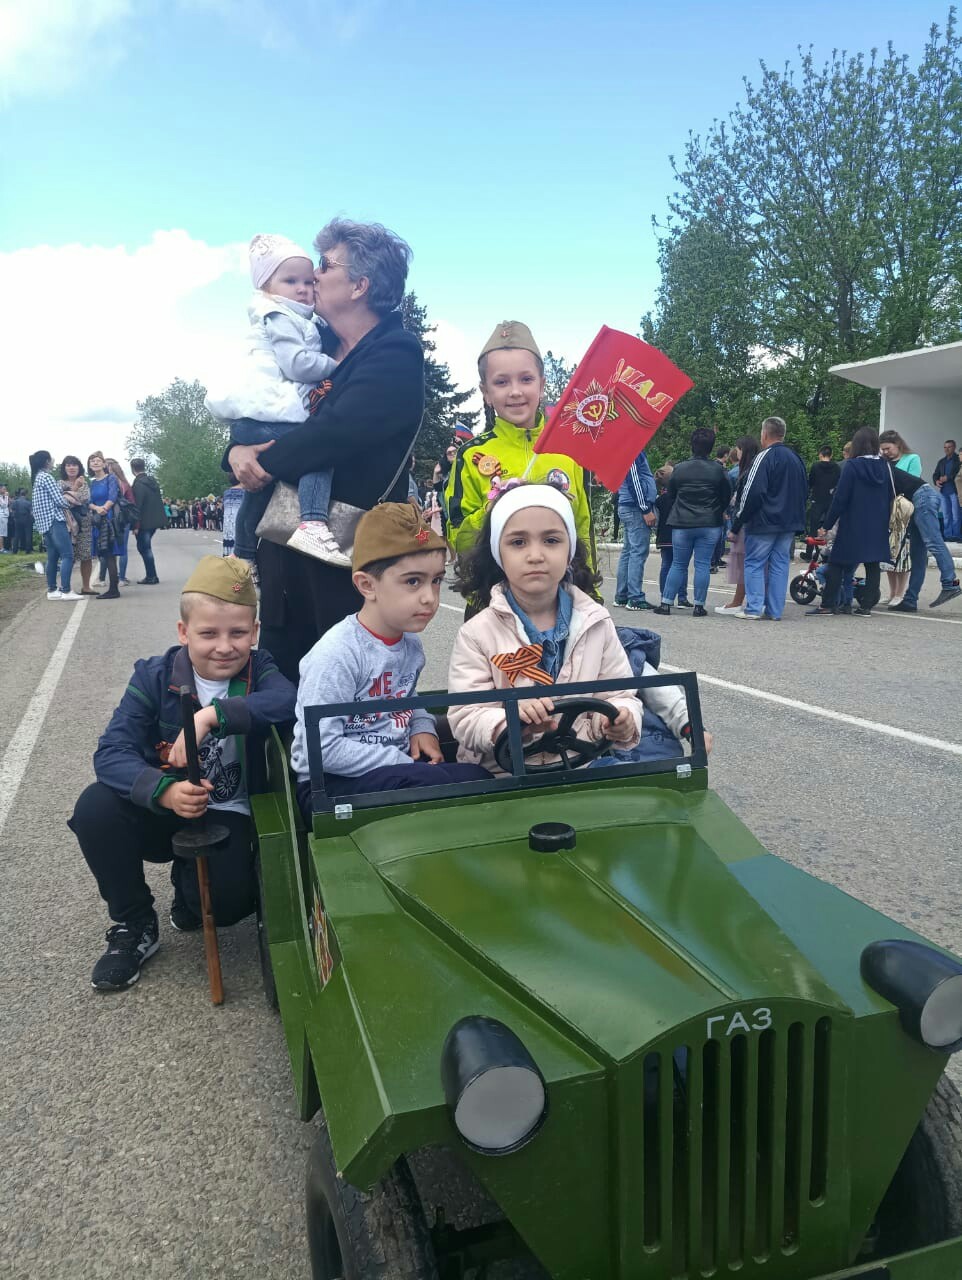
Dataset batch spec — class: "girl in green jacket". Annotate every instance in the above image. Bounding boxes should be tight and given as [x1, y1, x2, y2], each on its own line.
[445, 320, 593, 563]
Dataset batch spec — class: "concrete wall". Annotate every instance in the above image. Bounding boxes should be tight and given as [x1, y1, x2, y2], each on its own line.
[880, 386, 962, 478]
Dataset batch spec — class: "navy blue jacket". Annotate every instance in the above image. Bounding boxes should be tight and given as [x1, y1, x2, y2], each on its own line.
[617, 451, 657, 514]
[822, 455, 891, 565]
[94, 645, 296, 811]
[732, 442, 807, 535]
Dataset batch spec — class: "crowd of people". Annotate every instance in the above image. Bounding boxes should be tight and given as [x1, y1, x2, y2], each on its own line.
[164, 497, 225, 531]
[612, 425, 962, 620]
[47, 215, 957, 994]
[19, 453, 166, 600]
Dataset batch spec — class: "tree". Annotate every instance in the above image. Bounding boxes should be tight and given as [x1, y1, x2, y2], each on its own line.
[542, 350, 575, 404]
[0, 461, 31, 496]
[401, 293, 478, 481]
[126, 378, 229, 498]
[649, 12, 962, 459]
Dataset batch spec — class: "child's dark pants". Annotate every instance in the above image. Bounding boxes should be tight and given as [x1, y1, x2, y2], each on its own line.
[70, 782, 258, 926]
[296, 763, 491, 823]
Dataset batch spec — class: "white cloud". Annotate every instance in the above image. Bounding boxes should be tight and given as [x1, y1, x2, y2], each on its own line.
[0, 0, 133, 100]
[432, 318, 482, 424]
[0, 230, 247, 467]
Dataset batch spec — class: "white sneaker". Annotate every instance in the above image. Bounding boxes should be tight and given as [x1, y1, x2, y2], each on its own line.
[733, 608, 763, 620]
[59, 590, 83, 600]
[46, 589, 63, 600]
[714, 603, 742, 615]
[287, 521, 353, 569]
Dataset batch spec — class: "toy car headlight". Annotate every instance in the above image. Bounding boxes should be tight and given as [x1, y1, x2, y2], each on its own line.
[441, 1016, 547, 1154]
[861, 940, 962, 1053]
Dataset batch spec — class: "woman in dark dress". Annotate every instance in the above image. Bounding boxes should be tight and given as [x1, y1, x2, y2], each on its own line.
[227, 219, 425, 681]
[807, 426, 890, 618]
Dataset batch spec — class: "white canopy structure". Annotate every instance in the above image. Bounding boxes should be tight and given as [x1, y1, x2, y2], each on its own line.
[830, 340, 962, 476]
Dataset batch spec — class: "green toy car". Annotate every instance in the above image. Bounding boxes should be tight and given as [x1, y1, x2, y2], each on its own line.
[253, 672, 962, 1279]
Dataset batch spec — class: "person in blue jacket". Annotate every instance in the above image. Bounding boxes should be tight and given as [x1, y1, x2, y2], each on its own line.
[68, 556, 297, 991]
[730, 416, 807, 620]
[614, 449, 657, 610]
[805, 425, 891, 617]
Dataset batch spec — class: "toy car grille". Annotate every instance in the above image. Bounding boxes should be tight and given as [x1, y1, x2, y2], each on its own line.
[639, 1017, 832, 1274]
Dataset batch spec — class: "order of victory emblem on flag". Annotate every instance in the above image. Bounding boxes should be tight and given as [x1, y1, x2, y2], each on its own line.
[534, 327, 694, 491]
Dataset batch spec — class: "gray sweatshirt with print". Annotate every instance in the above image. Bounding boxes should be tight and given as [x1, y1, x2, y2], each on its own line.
[291, 614, 436, 781]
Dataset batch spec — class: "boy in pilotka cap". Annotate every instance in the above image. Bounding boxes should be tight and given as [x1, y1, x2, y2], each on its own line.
[444, 320, 593, 562]
[291, 502, 490, 820]
[69, 556, 297, 991]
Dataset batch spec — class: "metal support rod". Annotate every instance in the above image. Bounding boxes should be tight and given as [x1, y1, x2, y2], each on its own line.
[176, 685, 225, 1006]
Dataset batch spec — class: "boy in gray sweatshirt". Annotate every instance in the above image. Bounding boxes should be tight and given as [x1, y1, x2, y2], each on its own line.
[292, 503, 491, 817]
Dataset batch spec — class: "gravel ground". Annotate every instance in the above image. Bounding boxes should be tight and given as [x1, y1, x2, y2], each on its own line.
[2, 531, 960, 1278]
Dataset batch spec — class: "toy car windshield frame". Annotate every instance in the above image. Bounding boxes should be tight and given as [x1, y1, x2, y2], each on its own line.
[303, 670, 707, 815]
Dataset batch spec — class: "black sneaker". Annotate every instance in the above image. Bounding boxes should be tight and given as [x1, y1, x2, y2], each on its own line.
[889, 600, 917, 612]
[625, 598, 650, 611]
[692, 605, 708, 617]
[930, 583, 962, 608]
[137, 577, 160, 585]
[170, 897, 202, 932]
[613, 597, 627, 607]
[651, 604, 671, 615]
[676, 598, 693, 608]
[91, 912, 159, 990]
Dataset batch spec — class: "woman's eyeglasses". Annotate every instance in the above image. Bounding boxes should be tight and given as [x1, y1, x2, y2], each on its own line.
[317, 254, 352, 275]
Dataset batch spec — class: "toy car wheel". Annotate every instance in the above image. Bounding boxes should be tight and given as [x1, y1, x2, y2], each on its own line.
[789, 575, 817, 605]
[872, 1074, 962, 1254]
[307, 1115, 439, 1280]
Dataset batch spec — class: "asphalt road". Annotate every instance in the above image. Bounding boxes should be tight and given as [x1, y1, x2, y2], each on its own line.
[2, 531, 960, 1279]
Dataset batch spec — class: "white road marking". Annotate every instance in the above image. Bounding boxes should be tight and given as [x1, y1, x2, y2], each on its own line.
[660, 663, 962, 758]
[0, 600, 88, 836]
[439, 602, 462, 612]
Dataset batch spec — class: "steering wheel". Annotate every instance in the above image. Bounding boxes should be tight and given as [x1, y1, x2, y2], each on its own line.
[493, 697, 620, 775]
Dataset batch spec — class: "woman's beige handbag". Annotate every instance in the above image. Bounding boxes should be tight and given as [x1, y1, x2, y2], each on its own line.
[253, 423, 423, 564]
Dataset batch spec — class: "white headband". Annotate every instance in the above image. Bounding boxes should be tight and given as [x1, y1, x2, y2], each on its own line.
[249, 233, 313, 289]
[489, 484, 577, 569]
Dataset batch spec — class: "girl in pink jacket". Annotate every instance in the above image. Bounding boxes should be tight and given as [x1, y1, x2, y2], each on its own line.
[447, 484, 650, 773]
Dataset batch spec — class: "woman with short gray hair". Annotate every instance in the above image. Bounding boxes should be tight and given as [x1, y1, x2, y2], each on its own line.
[227, 218, 425, 680]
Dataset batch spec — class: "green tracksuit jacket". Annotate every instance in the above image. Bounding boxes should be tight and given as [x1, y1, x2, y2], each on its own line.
[444, 413, 593, 560]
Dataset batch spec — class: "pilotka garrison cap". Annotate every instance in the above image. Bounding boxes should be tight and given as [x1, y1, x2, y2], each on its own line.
[182, 556, 257, 609]
[478, 321, 542, 363]
[352, 502, 448, 573]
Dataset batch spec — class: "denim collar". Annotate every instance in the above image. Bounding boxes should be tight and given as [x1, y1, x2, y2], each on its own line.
[505, 586, 573, 680]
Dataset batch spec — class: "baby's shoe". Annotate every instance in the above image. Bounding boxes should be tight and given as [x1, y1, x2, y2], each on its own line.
[287, 521, 352, 569]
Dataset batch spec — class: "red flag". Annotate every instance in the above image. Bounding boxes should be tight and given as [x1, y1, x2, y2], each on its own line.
[533, 326, 693, 491]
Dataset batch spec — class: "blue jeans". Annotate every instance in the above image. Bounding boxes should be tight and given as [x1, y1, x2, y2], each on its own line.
[659, 547, 690, 602]
[744, 531, 794, 619]
[136, 527, 157, 579]
[232, 418, 333, 560]
[937, 483, 961, 541]
[117, 524, 130, 579]
[904, 484, 958, 607]
[663, 526, 719, 606]
[296, 763, 491, 822]
[45, 518, 73, 592]
[615, 506, 652, 602]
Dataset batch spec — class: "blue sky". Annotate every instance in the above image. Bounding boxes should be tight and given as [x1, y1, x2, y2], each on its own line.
[0, 0, 938, 465]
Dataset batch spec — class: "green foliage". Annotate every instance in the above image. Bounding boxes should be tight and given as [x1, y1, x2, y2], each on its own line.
[543, 350, 575, 404]
[0, 462, 31, 496]
[647, 11, 962, 463]
[126, 378, 229, 499]
[401, 293, 479, 482]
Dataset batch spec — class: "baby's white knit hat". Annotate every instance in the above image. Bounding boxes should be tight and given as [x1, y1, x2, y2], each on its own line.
[248, 234, 313, 289]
